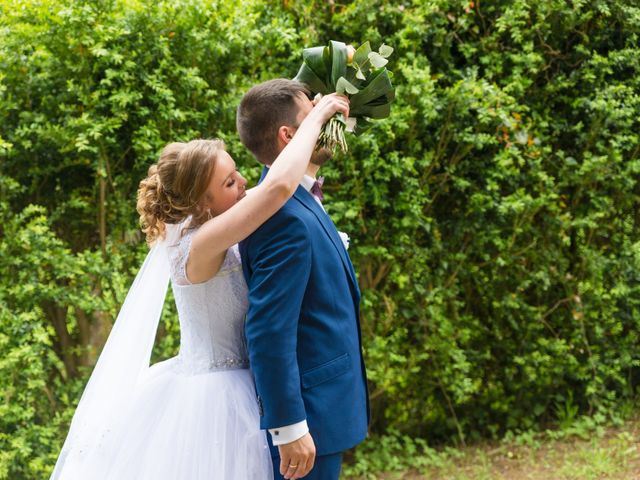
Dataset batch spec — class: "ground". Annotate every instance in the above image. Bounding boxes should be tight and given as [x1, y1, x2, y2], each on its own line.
[346, 418, 640, 479]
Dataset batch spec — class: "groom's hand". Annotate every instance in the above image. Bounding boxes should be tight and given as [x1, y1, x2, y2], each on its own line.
[278, 432, 316, 479]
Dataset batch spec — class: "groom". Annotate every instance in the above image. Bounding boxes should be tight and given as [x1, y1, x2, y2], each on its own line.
[237, 79, 369, 480]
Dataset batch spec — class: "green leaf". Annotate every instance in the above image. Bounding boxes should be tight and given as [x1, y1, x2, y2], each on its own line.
[336, 76, 359, 95]
[294, 63, 329, 95]
[353, 41, 372, 67]
[379, 44, 394, 58]
[294, 46, 331, 94]
[353, 102, 391, 119]
[303, 46, 328, 81]
[329, 40, 348, 87]
[350, 68, 394, 110]
[368, 51, 388, 68]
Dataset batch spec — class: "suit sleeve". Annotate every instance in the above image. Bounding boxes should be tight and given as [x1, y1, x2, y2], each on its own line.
[243, 211, 311, 429]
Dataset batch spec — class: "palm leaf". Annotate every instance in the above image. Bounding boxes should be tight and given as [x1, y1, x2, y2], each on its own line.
[294, 46, 330, 94]
[329, 40, 348, 87]
[350, 68, 393, 109]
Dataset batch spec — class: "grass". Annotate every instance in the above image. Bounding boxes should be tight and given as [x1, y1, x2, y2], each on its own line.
[344, 417, 640, 479]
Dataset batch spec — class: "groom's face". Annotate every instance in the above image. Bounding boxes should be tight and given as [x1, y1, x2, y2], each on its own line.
[292, 93, 332, 167]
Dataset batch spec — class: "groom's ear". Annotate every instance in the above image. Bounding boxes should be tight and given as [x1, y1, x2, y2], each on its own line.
[276, 125, 296, 148]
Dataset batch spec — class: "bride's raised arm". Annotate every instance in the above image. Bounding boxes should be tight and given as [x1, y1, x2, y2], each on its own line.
[187, 93, 348, 282]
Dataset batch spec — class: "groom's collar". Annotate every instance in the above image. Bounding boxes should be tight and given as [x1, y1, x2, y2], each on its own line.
[259, 166, 269, 182]
[299, 175, 317, 194]
[258, 166, 357, 291]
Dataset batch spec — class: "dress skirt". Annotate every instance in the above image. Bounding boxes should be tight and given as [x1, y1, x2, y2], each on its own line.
[57, 358, 273, 479]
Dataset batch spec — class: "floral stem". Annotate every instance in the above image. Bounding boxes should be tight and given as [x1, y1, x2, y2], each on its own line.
[317, 115, 348, 154]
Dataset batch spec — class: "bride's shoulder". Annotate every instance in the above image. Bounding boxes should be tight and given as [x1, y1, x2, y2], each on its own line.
[167, 224, 197, 250]
[167, 224, 198, 284]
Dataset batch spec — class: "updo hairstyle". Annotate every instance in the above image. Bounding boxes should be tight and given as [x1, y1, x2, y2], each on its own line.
[136, 139, 224, 244]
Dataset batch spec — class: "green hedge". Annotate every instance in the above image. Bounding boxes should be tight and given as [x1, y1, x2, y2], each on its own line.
[1, 0, 639, 477]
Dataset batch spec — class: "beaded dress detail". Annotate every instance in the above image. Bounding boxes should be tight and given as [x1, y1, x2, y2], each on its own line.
[168, 229, 250, 374]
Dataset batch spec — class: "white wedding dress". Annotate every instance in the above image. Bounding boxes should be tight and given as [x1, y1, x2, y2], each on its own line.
[52, 228, 273, 479]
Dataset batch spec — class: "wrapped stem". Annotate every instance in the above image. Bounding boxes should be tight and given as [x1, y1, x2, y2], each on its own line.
[317, 113, 348, 154]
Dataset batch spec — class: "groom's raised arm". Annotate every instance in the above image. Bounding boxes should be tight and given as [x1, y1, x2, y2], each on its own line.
[241, 209, 311, 435]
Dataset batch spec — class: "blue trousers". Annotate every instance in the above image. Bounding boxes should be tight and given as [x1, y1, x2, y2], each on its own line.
[272, 452, 343, 480]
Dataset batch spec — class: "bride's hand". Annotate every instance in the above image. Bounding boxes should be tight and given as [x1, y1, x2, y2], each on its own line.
[306, 92, 350, 125]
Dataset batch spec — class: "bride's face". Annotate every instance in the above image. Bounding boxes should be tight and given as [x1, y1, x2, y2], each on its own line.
[203, 150, 247, 216]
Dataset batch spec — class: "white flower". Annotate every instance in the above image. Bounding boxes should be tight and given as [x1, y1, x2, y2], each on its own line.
[338, 231, 350, 250]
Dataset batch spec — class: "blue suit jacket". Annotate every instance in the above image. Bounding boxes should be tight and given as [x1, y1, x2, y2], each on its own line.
[239, 168, 369, 457]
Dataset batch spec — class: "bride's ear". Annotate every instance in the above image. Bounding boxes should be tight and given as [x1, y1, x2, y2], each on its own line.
[198, 193, 214, 218]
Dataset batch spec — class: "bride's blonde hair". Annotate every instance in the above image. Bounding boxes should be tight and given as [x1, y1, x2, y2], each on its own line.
[136, 139, 225, 245]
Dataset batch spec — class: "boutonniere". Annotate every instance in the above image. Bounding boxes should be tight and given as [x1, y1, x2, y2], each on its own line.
[338, 231, 350, 250]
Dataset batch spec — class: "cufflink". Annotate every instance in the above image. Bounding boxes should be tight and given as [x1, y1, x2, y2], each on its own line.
[274, 430, 280, 436]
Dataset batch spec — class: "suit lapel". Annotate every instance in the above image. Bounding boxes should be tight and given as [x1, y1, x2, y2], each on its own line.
[259, 167, 359, 293]
[292, 187, 358, 290]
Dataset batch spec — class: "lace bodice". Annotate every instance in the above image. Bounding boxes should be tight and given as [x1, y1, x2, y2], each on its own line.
[166, 228, 249, 374]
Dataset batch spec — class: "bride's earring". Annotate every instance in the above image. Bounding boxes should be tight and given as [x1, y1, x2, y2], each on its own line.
[207, 209, 213, 220]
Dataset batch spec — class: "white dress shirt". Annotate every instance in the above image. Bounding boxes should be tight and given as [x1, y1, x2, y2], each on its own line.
[300, 174, 325, 210]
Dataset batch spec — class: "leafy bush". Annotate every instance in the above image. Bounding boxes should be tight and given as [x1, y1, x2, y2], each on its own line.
[1, 0, 639, 477]
[323, 0, 640, 443]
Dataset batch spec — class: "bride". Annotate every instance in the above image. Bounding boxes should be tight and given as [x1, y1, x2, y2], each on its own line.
[50, 92, 349, 479]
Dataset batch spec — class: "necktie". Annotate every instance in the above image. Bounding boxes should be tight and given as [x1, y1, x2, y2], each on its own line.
[310, 176, 325, 202]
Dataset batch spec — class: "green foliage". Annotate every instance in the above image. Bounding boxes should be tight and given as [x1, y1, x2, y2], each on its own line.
[344, 417, 640, 479]
[0, 0, 303, 247]
[1, 0, 639, 477]
[0, 175, 85, 478]
[0, 1, 305, 476]
[321, 0, 640, 445]
[343, 430, 463, 478]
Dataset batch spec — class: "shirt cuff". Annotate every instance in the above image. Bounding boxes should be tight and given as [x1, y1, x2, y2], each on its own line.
[269, 420, 309, 446]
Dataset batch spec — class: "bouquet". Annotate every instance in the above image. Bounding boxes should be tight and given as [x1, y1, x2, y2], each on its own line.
[293, 40, 395, 153]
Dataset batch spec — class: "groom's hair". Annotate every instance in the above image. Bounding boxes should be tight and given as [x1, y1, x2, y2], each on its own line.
[236, 79, 310, 165]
